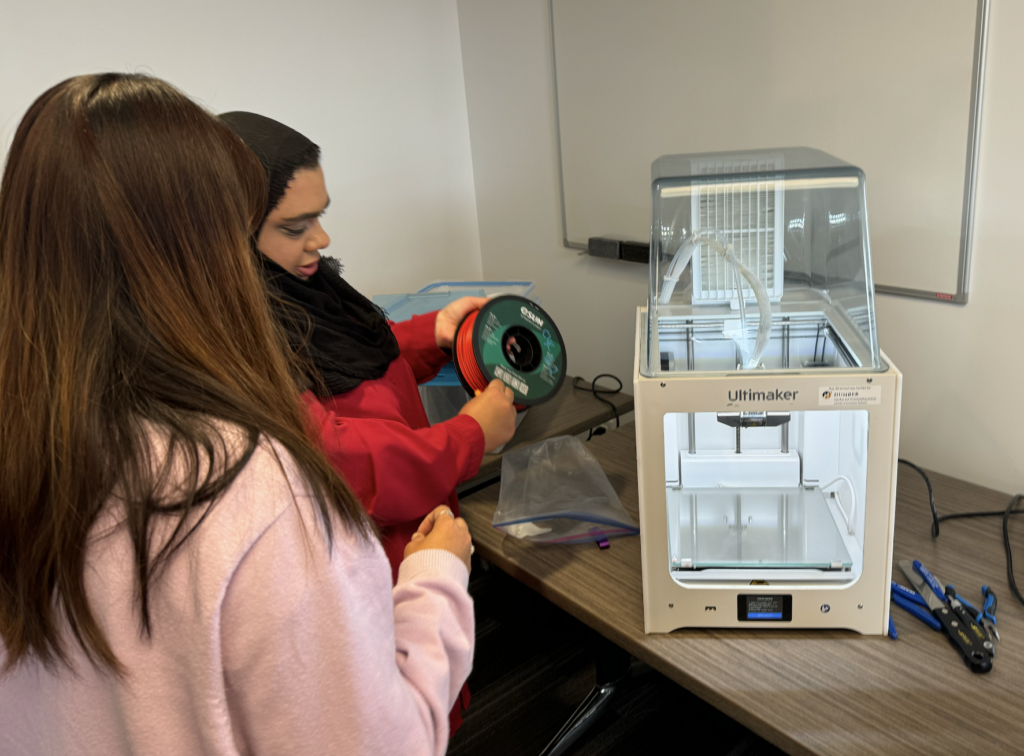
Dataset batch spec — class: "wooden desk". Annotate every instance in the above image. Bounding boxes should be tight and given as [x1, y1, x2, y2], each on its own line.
[460, 423, 1023, 756]
[458, 378, 634, 492]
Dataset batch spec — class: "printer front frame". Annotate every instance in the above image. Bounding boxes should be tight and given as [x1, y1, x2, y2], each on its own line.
[633, 307, 902, 635]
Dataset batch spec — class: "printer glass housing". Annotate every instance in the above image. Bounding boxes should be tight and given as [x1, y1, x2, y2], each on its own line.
[643, 147, 883, 379]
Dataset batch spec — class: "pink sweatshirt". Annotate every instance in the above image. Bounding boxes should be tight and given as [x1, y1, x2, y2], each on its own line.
[0, 438, 474, 755]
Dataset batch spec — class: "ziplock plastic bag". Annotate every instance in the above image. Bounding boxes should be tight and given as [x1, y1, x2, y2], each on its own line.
[493, 435, 639, 544]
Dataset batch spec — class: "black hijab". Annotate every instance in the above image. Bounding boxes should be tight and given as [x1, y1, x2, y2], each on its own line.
[220, 111, 399, 397]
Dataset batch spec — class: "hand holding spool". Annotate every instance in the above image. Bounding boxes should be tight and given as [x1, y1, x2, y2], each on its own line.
[459, 380, 517, 452]
[452, 295, 568, 449]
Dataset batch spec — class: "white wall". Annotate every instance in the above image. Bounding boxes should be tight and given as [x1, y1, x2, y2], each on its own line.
[0, 0, 481, 296]
[457, 0, 649, 397]
[457, 0, 1024, 496]
[874, 0, 1024, 495]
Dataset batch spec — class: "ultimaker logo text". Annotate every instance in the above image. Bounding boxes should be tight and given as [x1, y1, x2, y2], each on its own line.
[727, 389, 799, 402]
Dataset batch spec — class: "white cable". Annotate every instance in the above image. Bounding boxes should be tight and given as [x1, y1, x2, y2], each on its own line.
[658, 230, 773, 368]
[821, 474, 857, 535]
[658, 239, 699, 305]
[696, 232, 772, 367]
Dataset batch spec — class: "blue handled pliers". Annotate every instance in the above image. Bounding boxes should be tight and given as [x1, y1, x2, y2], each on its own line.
[979, 585, 999, 642]
[890, 581, 941, 633]
[946, 583, 999, 643]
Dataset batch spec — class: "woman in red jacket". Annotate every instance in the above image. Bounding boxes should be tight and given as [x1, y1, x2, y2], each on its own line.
[221, 112, 515, 730]
[220, 112, 516, 566]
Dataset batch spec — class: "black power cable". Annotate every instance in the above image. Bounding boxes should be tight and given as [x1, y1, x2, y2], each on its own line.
[572, 374, 623, 440]
[897, 459, 939, 537]
[898, 458, 1024, 608]
[1004, 496, 1024, 608]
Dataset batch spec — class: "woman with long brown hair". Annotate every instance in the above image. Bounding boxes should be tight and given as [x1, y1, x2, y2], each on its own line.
[0, 73, 473, 754]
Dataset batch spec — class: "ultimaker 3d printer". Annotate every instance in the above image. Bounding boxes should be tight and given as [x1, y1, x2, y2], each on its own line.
[633, 148, 902, 634]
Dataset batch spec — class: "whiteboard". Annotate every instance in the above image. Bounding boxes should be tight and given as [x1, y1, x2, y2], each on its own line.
[551, 0, 989, 303]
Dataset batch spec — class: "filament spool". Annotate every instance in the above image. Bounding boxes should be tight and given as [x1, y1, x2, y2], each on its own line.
[452, 295, 567, 408]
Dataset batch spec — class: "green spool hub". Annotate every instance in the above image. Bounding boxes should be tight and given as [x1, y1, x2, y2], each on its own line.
[470, 296, 567, 406]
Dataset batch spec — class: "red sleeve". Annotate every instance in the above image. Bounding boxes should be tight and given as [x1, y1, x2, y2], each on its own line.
[390, 312, 450, 384]
[304, 395, 485, 528]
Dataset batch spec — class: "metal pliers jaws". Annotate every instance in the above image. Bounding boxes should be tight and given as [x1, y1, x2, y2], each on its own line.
[890, 581, 941, 631]
[945, 584, 996, 656]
